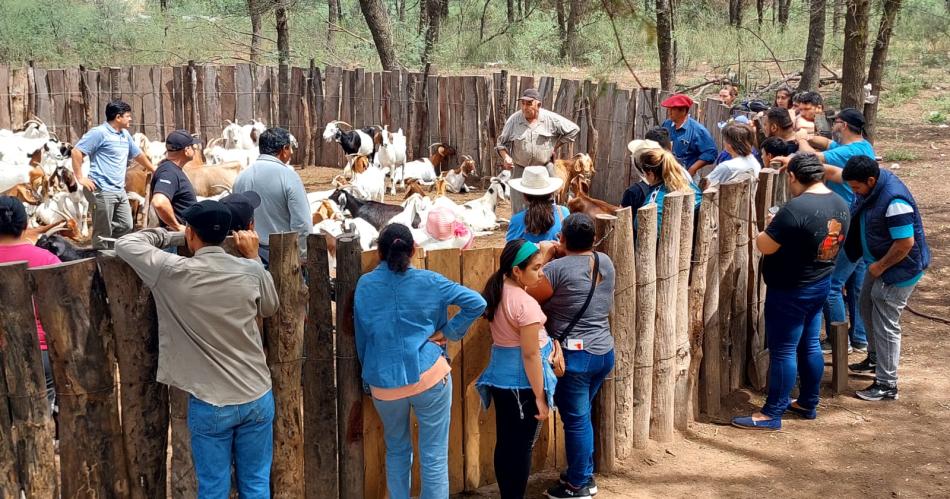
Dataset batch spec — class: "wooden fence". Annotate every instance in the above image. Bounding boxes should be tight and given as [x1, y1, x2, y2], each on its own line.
[0, 63, 736, 204]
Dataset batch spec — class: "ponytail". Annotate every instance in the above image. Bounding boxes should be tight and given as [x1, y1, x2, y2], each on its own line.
[481, 239, 538, 321]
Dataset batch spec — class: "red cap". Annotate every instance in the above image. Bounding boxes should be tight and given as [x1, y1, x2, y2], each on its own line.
[661, 94, 694, 109]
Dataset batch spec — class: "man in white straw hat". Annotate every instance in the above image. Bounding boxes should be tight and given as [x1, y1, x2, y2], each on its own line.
[496, 88, 580, 213]
[506, 165, 569, 243]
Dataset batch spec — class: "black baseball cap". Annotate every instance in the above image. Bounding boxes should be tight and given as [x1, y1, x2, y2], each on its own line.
[220, 191, 262, 231]
[181, 200, 232, 244]
[835, 108, 866, 131]
[519, 88, 541, 102]
[165, 129, 201, 151]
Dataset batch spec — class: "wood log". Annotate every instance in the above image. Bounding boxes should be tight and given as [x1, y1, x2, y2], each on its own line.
[169, 387, 197, 499]
[730, 180, 752, 391]
[749, 171, 776, 389]
[98, 254, 169, 499]
[650, 192, 683, 442]
[604, 208, 636, 459]
[359, 252, 386, 499]
[716, 182, 743, 403]
[686, 190, 716, 420]
[673, 193, 696, 430]
[304, 235, 339, 498]
[30, 259, 130, 497]
[632, 204, 657, 448]
[264, 233, 307, 497]
[700, 189, 723, 417]
[0, 262, 57, 498]
[335, 236, 365, 499]
[831, 322, 850, 394]
[592, 214, 617, 471]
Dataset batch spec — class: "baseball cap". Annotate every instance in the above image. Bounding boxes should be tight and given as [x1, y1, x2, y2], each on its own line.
[835, 108, 866, 131]
[660, 94, 694, 109]
[165, 129, 201, 151]
[181, 200, 232, 244]
[219, 191, 262, 231]
[519, 88, 542, 102]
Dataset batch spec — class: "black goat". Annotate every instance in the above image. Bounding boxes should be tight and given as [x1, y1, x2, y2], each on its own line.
[329, 189, 419, 231]
[35, 234, 98, 262]
[322, 121, 379, 161]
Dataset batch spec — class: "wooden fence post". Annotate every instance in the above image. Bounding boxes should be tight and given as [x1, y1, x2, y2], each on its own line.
[304, 235, 338, 498]
[687, 191, 717, 419]
[264, 233, 307, 497]
[632, 204, 657, 448]
[674, 193, 696, 430]
[98, 254, 169, 499]
[592, 214, 617, 472]
[336, 236, 364, 499]
[601, 209, 636, 459]
[651, 192, 684, 442]
[831, 322, 850, 394]
[730, 180, 752, 391]
[0, 262, 57, 497]
[169, 387, 197, 498]
[700, 189, 722, 418]
[716, 182, 742, 403]
[30, 259, 130, 497]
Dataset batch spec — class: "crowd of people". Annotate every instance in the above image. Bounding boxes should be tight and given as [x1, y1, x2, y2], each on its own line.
[0, 83, 930, 498]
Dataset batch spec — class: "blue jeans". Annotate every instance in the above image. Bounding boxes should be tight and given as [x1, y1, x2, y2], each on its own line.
[762, 279, 831, 419]
[187, 390, 275, 499]
[372, 375, 452, 499]
[823, 253, 868, 347]
[553, 349, 615, 488]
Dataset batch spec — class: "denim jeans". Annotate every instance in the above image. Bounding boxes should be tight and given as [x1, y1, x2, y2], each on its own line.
[553, 349, 615, 488]
[187, 390, 275, 499]
[860, 272, 916, 387]
[823, 253, 868, 347]
[762, 278, 831, 419]
[372, 375, 452, 499]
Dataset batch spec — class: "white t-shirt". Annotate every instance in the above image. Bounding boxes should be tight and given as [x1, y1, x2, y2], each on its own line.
[706, 154, 761, 184]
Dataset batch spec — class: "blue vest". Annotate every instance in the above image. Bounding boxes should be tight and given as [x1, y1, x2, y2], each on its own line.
[845, 170, 930, 285]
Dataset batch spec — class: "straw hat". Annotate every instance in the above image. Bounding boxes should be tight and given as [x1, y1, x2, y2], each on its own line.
[422, 207, 474, 249]
[627, 139, 662, 157]
[508, 166, 563, 196]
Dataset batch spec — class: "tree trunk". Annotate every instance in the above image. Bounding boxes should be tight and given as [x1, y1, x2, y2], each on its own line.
[359, 0, 399, 70]
[328, 0, 341, 46]
[556, 0, 567, 56]
[656, 0, 676, 92]
[507, 0, 514, 22]
[248, 0, 263, 64]
[799, 0, 827, 91]
[276, 0, 291, 127]
[398, 0, 406, 21]
[833, 0, 843, 34]
[863, 0, 902, 141]
[778, 0, 790, 27]
[441, 0, 449, 17]
[757, 0, 765, 26]
[840, 0, 871, 109]
[563, 0, 585, 62]
[422, 0, 443, 64]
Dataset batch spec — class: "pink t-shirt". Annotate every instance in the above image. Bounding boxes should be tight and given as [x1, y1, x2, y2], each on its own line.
[490, 282, 551, 349]
[0, 243, 61, 350]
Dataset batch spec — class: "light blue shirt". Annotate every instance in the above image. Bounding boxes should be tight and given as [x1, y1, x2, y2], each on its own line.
[75, 122, 142, 192]
[506, 205, 570, 243]
[234, 155, 311, 253]
[824, 139, 875, 205]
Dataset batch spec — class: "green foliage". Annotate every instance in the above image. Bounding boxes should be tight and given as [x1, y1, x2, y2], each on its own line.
[927, 112, 947, 124]
[883, 148, 920, 161]
[881, 71, 927, 108]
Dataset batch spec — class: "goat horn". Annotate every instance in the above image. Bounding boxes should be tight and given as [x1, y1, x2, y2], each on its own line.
[461, 154, 473, 162]
[428, 142, 444, 153]
[48, 131, 59, 142]
[333, 121, 353, 130]
[44, 224, 70, 236]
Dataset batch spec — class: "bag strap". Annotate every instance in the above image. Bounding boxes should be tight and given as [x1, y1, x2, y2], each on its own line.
[554, 253, 599, 342]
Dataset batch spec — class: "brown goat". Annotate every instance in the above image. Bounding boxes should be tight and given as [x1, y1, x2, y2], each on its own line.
[554, 153, 595, 204]
[567, 176, 618, 218]
[403, 178, 428, 200]
[125, 165, 152, 228]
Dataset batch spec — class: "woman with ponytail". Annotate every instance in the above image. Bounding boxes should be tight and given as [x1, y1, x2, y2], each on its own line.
[476, 238, 558, 499]
[631, 148, 702, 230]
[354, 223, 486, 499]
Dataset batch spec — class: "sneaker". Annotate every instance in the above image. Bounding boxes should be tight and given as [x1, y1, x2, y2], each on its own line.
[547, 483, 593, 499]
[731, 415, 781, 431]
[822, 340, 853, 354]
[560, 473, 598, 495]
[851, 343, 868, 353]
[849, 356, 877, 373]
[855, 381, 898, 401]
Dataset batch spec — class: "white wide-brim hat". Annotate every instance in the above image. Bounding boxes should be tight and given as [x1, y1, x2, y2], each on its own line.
[627, 139, 662, 157]
[508, 165, 563, 196]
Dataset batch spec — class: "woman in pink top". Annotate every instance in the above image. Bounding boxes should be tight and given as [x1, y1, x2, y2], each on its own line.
[0, 196, 61, 413]
[476, 238, 558, 499]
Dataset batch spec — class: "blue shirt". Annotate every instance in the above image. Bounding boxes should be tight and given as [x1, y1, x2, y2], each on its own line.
[75, 122, 142, 192]
[506, 205, 570, 243]
[354, 264, 486, 389]
[860, 199, 923, 287]
[234, 155, 312, 254]
[662, 117, 718, 169]
[824, 139, 876, 205]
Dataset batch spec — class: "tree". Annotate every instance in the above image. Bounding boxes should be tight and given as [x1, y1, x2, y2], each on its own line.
[778, 0, 791, 27]
[833, 0, 844, 34]
[729, 0, 743, 26]
[798, 0, 827, 91]
[327, 0, 341, 46]
[359, 0, 399, 70]
[248, 0, 264, 64]
[276, 0, 291, 126]
[560, 0, 585, 61]
[656, 0, 676, 91]
[422, 0, 443, 64]
[840, 0, 871, 109]
[507, 0, 514, 22]
[863, 0, 902, 141]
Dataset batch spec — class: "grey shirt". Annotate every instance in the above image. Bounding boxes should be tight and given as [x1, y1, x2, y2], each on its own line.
[496, 108, 580, 167]
[541, 252, 615, 355]
[233, 154, 311, 255]
[115, 229, 279, 406]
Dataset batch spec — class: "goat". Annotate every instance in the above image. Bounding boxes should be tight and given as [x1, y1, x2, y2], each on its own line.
[313, 217, 379, 271]
[553, 153, 595, 204]
[454, 176, 510, 232]
[311, 199, 343, 225]
[403, 178, 428, 200]
[371, 126, 407, 195]
[184, 162, 239, 197]
[133, 132, 167, 166]
[567, 177, 618, 218]
[349, 159, 388, 203]
[125, 165, 152, 228]
[343, 154, 371, 179]
[222, 120, 266, 150]
[328, 189, 418, 231]
[323, 121, 380, 163]
[392, 143, 456, 190]
[35, 232, 98, 262]
[205, 137, 257, 169]
[444, 155, 477, 194]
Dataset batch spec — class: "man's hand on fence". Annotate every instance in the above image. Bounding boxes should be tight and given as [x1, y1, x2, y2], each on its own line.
[232, 230, 260, 260]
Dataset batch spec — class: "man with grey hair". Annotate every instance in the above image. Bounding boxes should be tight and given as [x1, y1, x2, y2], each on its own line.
[496, 88, 580, 213]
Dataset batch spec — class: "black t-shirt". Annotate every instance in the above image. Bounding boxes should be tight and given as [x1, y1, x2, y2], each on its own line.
[150, 159, 198, 227]
[621, 181, 659, 211]
[762, 191, 850, 289]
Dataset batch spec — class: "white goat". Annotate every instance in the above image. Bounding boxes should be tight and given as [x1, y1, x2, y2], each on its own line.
[352, 165, 389, 203]
[133, 132, 166, 166]
[444, 155, 477, 194]
[371, 126, 407, 195]
[33, 189, 89, 238]
[223, 120, 266, 150]
[455, 176, 510, 232]
[204, 137, 257, 169]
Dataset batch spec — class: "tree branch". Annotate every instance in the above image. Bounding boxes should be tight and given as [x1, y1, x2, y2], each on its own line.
[738, 26, 787, 79]
[600, 0, 647, 89]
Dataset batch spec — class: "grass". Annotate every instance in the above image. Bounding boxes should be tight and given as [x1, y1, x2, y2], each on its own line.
[883, 149, 921, 162]
[925, 95, 950, 124]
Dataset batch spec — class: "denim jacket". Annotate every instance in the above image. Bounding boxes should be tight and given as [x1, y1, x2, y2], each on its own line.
[354, 263, 486, 389]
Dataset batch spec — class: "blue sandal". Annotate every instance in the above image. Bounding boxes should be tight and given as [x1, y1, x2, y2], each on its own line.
[731, 415, 782, 431]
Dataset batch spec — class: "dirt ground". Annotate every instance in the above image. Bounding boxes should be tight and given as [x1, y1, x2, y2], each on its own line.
[296, 84, 949, 498]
